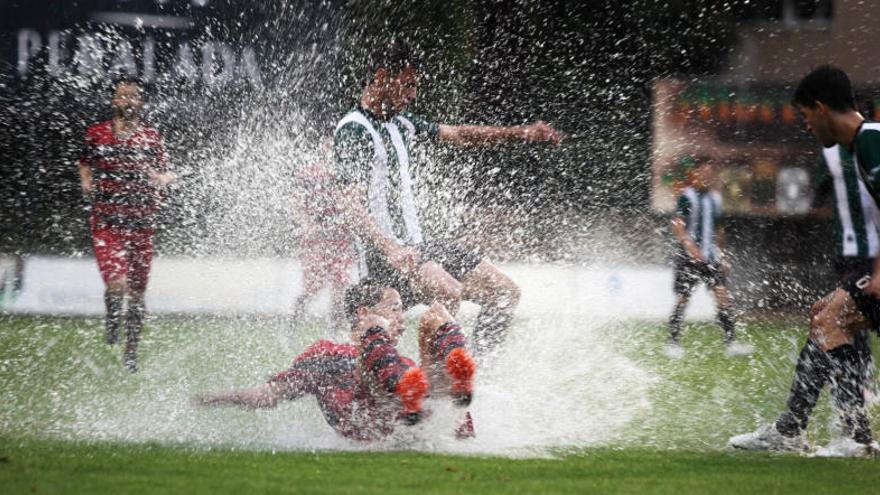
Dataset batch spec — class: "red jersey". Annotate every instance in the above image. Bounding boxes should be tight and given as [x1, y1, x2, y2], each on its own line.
[269, 339, 416, 442]
[80, 120, 167, 230]
[294, 162, 351, 245]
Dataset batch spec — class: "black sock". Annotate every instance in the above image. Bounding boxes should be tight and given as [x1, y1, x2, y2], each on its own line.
[828, 344, 874, 445]
[776, 339, 832, 437]
[104, 293, 123, 344]
[472, 309, 511, 357]
[717, 309, 735, 344]
[125, 299, 145, 349]
[668, 303, 686, 343]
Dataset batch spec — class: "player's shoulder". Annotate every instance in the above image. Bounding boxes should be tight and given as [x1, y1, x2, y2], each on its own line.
[858, 122, 880, 142]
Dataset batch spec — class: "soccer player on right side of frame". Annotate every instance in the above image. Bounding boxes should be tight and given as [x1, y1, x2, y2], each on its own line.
[729, 65, 880, 457]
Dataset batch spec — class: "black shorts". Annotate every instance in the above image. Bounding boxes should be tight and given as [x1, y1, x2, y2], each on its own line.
[839, 260, 880, 326]
[834, 256, 875, 280]
[673, 258, 727, 295]
[364, 240, 483, 309]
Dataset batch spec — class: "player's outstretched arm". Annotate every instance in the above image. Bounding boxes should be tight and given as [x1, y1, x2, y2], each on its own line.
[193, 382, 285, 410]
[437, 121, 564, 146]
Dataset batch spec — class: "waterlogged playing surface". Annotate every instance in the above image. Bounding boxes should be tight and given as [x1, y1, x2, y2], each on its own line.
[2, 279, 876, 456]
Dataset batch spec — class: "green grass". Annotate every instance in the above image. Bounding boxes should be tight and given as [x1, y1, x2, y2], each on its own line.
[2, 437, 880, 494]
[1, 313, 879, 494]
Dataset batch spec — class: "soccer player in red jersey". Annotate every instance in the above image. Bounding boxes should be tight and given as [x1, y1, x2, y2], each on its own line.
[79, 77, 176, 372]
[195, 279, 476, 441]
[290, 141, 356, 336]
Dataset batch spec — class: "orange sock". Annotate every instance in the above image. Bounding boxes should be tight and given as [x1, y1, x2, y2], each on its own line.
[395, 367, 429, 416]
[446, 347, 476, 406]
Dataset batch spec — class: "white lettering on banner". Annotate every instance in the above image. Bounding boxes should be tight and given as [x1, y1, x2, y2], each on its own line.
[47, 31, 68, 76]
[175, 41, 199, 84]
[15, 28, 262, 87]
[16, 29, 41, 77]
[142, 37, 156, 82]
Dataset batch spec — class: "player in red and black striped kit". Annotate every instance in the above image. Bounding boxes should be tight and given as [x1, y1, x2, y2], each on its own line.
[78, 77, 176, 372]
[195, 279, 477, 441]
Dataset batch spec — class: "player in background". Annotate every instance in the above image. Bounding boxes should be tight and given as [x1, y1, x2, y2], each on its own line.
[79, 77, 176, 372]
[195, 279, 476, 440]
[666, 158, 752, 358]
[334, 40, 564, 359]
[729, 65, 879, 457]
[289, 139, 355, 337]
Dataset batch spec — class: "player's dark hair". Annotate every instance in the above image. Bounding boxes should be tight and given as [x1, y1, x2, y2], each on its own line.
[344, 278, 385, 329]
[364, 38, 424, 84]
[793, 65, 856, 112]
[110, 74, 142, 92]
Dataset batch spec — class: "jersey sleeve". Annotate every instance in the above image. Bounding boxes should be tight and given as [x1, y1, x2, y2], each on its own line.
[333, 123, 374, 187]
[812, 152, 832, 208]
[856, 129, 880, 194]
[400, 111, 439, 141]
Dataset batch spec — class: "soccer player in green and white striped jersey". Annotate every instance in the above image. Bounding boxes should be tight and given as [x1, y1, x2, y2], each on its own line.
[814, 144, 880, 276]
[333, 40, 563, 361]
[667, 158, 751, 358]
[730, 65, 879, 457]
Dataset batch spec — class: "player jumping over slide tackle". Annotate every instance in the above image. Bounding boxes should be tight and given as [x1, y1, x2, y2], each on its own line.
[333, 39, 564, 358]
[195, 279, 477, 441]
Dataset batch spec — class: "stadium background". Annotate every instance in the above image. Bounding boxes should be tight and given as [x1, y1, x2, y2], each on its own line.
[0, 0, 868, 312]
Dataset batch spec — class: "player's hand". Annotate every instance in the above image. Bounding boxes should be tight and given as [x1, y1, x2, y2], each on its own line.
[419, 302, 455, 335]
[357, 313, 390, 336]
[522, 121, 565, 146]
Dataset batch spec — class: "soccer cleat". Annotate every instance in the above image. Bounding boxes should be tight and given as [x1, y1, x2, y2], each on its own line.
[664, 342, 685, 359]
[811, 437, 880, 458]
[446, 347, 476, 407]
[395, 367, 429, 425]
[728, 423, 809, 452]
[725, 341, 754, 357]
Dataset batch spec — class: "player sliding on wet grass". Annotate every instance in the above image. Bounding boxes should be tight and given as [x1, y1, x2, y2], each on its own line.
[729, 66, 880, 458]
[333, 39, 564, 359]
[195, 279, 477, 441]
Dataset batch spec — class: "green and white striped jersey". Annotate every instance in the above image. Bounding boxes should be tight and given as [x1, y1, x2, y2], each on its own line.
[816, 145, 880, 258]
[675, 186, 723, 262]
[333, 107, 439, 246]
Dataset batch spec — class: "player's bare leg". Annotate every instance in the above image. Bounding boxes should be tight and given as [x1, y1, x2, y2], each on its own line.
[736, 289, 877, 451]
[290, 260, 323, 332]
[810, 288, 871, 351]
[460, 260, 521, 357]
[328, 276, 349, 339]
[411, 261, 462, 314]
[418, 302, 477, 438]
